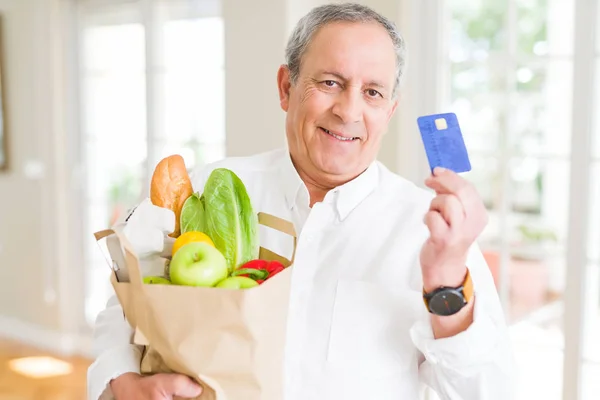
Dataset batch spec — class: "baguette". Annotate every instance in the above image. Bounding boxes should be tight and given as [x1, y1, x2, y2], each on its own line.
[150, 154, 193, 237]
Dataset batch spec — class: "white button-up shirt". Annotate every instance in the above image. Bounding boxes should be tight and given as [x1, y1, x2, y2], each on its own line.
[88, 148, 515, 400]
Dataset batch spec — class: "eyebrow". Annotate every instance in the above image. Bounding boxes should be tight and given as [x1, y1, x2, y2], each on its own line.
[318, 70, 388, 90]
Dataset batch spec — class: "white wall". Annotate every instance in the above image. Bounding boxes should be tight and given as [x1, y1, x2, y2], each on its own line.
[222, 0, 289, 156]
[0, 0, 80, 354]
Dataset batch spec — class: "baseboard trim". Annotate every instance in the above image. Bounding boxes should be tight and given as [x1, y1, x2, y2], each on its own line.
[0, 314, 84, 357]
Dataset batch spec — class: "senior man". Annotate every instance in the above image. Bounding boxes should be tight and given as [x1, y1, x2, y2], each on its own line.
[88, 3, 515, 400]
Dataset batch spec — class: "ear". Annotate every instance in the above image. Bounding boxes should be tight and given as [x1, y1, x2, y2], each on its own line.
[381, 96, 400, 136]
[387, 96, 400, 123]
[277, 64, 292, 112]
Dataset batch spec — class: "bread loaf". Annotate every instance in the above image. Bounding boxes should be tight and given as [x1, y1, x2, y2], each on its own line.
[150, 155, 193, 237]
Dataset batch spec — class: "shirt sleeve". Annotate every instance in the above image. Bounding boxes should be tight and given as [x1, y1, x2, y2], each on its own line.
[87, 295, 144, 400]
[409, 243, 516, 399]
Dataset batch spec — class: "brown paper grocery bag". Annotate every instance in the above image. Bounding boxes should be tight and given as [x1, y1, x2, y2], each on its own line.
[94, 212, 296, 400]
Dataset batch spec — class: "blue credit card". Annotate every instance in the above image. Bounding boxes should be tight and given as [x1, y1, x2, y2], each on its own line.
[417, 112, 471, 173]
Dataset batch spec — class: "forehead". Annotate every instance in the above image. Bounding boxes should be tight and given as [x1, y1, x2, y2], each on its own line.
[301, 21, 397, 86]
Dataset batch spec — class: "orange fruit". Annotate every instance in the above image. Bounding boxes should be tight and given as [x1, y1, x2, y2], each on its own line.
[172, 231, 215, 256]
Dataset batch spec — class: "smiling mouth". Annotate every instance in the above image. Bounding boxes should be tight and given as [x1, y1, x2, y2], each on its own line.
[319, 127, 359, 142]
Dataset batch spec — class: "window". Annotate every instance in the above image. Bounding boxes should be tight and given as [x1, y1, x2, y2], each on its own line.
[435, 0, 598, 398]
[446, 0, 574, 312]
[76, 0, 224, 326]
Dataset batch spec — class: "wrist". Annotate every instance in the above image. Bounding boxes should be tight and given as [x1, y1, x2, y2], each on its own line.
[110, 372, 141, 395]
[430, 298, 475, 338]
[422, 264, 468, 293]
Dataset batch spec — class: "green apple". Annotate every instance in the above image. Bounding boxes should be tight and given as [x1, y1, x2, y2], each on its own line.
[170, 242, 228, 287]
[143, 276, 171, 285]
[216, 276, 259, 289]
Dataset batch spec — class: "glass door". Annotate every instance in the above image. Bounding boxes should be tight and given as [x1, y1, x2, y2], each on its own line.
[77, 1, 148, 326]
[438, 0, 593, 398]
[75, 0, 225, 329]
[438, 0, 600, 399]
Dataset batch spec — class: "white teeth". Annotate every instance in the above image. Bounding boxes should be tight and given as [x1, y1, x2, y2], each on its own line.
[323, 128, 356, 141]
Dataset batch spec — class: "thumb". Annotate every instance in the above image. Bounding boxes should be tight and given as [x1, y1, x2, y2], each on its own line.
[159, 373, 203, 398]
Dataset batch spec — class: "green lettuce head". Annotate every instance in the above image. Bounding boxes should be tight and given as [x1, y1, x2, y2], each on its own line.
[182, 168, 259, 273]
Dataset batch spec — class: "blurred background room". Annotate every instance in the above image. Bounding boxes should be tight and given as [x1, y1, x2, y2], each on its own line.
[0, 0, 598, 399]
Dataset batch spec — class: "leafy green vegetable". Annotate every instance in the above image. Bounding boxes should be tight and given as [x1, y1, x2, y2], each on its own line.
[203, 168, 259, 273]
[180, 192, 206, 234]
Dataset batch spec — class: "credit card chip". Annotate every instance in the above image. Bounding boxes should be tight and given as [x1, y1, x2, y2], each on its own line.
[435, 117, 448, 130]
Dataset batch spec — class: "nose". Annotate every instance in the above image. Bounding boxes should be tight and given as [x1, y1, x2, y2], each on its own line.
[331, 88, 363, 124]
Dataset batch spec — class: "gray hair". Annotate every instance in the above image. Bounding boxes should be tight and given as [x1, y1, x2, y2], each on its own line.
[285, 3, 407, 98]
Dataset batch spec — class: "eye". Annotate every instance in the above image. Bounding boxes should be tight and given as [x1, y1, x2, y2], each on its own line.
[366, 89, 382, 98]
[323, 80, 338, 87]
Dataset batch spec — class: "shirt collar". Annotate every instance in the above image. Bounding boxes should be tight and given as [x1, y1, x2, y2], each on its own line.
[278, 150, 380, 220]
[330, 161, 379, 220]
[279, 150, 309, 210]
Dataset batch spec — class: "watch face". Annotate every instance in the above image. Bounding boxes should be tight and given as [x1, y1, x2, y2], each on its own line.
[429, 289, 466, 316]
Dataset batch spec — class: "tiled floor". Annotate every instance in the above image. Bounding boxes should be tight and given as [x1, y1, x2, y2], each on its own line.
[0, 338, 90, 400]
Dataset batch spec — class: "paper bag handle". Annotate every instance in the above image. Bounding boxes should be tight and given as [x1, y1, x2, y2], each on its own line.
[94, 228, 146, 288]
[257, 212, 297, 265]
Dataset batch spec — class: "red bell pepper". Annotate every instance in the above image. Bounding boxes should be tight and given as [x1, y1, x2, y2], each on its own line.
[231, 259, 285, 284]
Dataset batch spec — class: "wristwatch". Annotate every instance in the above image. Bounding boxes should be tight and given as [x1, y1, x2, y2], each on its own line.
[422, 269, 474, 316]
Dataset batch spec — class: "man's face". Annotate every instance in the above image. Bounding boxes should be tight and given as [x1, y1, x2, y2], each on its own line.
[278, 21, 399, 185]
